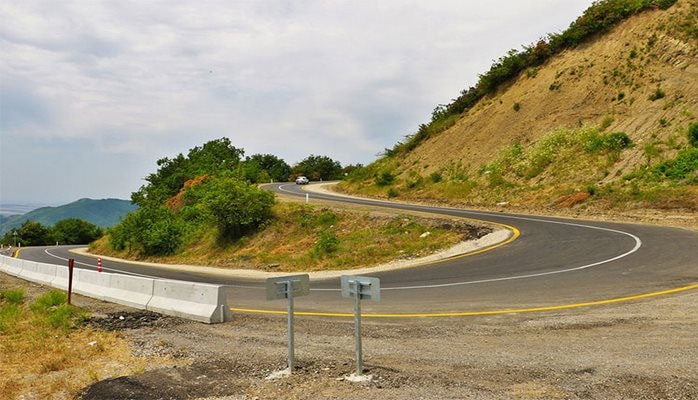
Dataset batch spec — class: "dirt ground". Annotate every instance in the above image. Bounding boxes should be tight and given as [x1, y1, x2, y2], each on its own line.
[4, 273, 695, 400]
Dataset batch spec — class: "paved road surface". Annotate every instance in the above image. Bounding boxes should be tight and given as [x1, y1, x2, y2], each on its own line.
[16, 183, 698, 315]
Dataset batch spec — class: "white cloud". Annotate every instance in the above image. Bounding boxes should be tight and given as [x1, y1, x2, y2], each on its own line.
[0, 0, 594, 203]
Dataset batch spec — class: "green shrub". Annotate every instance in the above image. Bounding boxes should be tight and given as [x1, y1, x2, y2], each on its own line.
[429, 172, 443, 183]
[313, 231, 340, 256]
[513, 102, 521, 112]
[386, 188, 399, 198]
[653, 148, 698, 181]
[375, 171, 395, 186]
[689, 122, 698, 147]
[648, 87, 666, 101]
[603, 132, 632, 150]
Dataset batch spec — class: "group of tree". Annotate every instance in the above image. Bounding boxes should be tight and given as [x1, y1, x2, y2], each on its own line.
[1, 219, 104, 247]
[109, 138, 348, 257]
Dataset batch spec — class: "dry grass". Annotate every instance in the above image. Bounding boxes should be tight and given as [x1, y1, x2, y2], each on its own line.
[0, 286, 161, 400]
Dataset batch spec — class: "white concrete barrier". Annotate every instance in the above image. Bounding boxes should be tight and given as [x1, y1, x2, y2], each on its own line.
[105, 273, 154, 310]
[0, 255, 23, 276]
[147, 279, 232, 323]
[52, 266, 70, 290]
[18, 261, 56, 286]
[0, 254, 232, 324]
[73, 269, 111, 301]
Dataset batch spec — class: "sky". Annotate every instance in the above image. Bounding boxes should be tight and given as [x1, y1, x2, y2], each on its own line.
[0, 0, 594, 205]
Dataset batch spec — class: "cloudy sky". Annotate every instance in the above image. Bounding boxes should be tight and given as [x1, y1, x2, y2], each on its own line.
[0, 0, 593, 206]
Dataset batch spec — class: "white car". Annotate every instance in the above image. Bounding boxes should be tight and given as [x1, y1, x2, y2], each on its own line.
[295, 176, 309, 185]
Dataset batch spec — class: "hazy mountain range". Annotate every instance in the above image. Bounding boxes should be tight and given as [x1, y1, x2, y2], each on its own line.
[0, 198, 137, 235]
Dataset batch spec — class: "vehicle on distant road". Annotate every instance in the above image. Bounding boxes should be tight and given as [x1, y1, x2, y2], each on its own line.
[295, 176, 309, 185]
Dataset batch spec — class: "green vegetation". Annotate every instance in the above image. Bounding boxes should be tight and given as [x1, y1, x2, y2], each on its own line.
[383, 0, 677, 158]
[1, 289, 86, 334]
[0, 218, 103, 246]
[689, 122, 698, 147]
[93, 202, 471, 272]
[291, 154, 344, 181]
[106, 138, 346, 257]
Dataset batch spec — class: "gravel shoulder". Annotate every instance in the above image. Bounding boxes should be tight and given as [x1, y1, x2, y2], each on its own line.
[4, 272, 695, 399]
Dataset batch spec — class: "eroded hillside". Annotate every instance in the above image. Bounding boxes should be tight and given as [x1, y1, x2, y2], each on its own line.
[342, 0, 697, 214]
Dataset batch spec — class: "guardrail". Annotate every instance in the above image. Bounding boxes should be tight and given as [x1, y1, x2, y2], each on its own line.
[0, 253, 232, 323]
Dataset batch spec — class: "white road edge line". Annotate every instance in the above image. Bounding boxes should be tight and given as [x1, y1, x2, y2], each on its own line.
[277, 183, 643, 291]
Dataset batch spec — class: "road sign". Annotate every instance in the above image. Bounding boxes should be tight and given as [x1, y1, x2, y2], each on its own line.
[341, 275, 380, 302]
[266, 274, 310, 301]
[341, 275, 381, 377]
[265, 274, 310, 373]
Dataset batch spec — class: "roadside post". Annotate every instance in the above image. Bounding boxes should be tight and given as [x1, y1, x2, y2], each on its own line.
[67, 258, 75, 305]
[341, 275, 381, 378]
[266, 274, 310, 374]
[97, 258, 103, 272]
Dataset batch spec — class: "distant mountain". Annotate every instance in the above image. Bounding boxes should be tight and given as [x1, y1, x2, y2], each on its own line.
[0, 198, 137, 234]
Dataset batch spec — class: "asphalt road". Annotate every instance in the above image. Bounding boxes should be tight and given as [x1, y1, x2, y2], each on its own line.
[16, 183, 698, 315]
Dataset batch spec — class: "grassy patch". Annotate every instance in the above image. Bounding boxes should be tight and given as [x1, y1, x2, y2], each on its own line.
[96, 202, 474, 272]
[0, 285, 150, 399]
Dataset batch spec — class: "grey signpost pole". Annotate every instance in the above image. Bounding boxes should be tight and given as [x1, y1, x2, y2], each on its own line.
[286, 281, 295, 371]
[341, 275, 380, 378]
[353, 281, 363, 376]
[266, 274, 309, 375]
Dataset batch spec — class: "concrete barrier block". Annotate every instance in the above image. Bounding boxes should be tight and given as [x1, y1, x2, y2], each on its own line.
[104, 274, 154, 310]
[18, 261, 56, 286]
[147, 279, 232, 323]
[52, 266, 70, 290]
[0, 255, 23, 277]
[73, 269, 111, 300]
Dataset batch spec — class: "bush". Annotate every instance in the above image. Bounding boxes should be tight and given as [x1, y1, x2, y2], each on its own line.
[110, 207, 184, 255]
[603, 132, 632, 150]
[375, 171, 395, 186]
[648, 87, 666, 101]
[386, 188, 399, 198]
[429, 172, 443, 183]
[313, 231, 340, 256]
[653, 148, 698, 182]
[689, 122, 698, 147]
[189, 175, 275, 241]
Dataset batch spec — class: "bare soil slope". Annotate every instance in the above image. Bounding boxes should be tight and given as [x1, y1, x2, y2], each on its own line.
[343, 0, 697, 213]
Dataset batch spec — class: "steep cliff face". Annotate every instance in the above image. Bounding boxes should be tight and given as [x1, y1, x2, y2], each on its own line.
[343, 0, 697, 211]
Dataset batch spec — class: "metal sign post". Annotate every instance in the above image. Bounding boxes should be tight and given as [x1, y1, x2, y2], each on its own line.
[341, 275, 380, 377]
[266, 274, 310, 373]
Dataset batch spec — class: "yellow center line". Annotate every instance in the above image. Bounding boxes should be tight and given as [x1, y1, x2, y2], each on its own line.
[230, 283, 698, 318]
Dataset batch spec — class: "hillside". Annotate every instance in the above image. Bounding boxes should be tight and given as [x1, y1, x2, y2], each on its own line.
[341, 0, 697, 216]
[0, 198, 137, 234]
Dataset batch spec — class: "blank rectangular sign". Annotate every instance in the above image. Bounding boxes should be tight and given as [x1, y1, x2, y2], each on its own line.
[341, 275, 380, 302]
[266, 274, 310, 300]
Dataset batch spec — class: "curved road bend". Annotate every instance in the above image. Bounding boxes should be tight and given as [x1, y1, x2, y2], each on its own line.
[16, 182, 698, 315]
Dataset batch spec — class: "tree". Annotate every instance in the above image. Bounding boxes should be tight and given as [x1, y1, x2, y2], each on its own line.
[52, 218, 103, 245]
[109, 207, 184, 255]
[185, 174, 275, 240]
[11, 221, 52, 246]
[131, 137, 245, 207]
[242, 154, 292, 183]
[293, 155, 343, 181]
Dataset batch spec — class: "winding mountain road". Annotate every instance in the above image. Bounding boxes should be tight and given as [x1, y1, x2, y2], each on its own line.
[16, 183, 698, 317]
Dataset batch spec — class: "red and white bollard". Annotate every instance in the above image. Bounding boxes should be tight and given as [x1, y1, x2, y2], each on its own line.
[97, 258, 103, 272]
